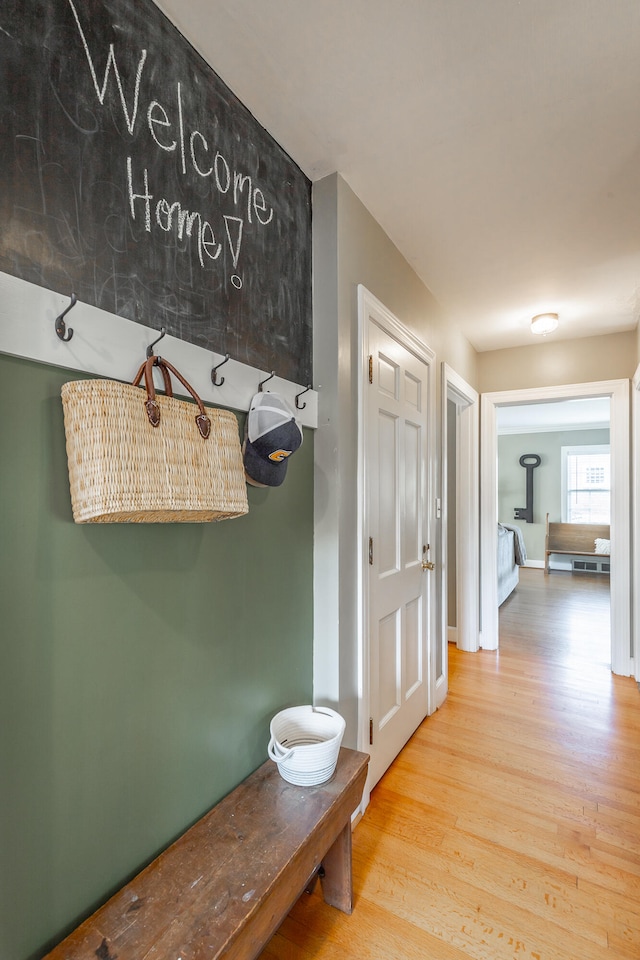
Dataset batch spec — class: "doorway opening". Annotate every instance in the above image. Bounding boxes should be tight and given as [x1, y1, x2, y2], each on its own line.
[480, 380, 631, 677]
[495, 396, 611, 666]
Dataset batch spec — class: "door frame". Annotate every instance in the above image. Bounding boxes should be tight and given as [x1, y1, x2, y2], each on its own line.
[356, 286, 436, 802]
[480, 379, 632, 676]
[633, 365, 640, 683]
[441, 365, 479, 660]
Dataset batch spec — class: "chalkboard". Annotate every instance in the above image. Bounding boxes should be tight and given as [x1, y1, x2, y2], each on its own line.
[0, 0, 312, 385]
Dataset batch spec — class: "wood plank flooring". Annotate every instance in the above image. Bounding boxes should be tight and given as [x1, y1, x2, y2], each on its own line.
[260, 568, 640, 959]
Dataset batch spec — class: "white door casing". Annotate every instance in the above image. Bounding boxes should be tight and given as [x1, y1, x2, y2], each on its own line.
[358, 287, 436, 795]
[480, 380, 631, 676]
[632, 365, 640, 683]
[441, 364, 479, 664]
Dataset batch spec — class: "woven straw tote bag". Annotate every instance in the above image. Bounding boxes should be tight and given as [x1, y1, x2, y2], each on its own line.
[61, 355, 248, 523]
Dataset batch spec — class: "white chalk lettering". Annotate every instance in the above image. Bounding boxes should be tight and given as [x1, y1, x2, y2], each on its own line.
[155, 197, 173, 231]
[67, 0, 147, 136]
[252, 187, 273, 226]
[128, 160, 222, 268]
[214, 152, 231, 193]
[233, 172, 252, 223]
[70, 0, 280, 287]
[176, 206, 199, 240]
[127, 156, 152, 230]
[223, 216, 243, 269]
[200, 221, 220, 262]
[147, 101, 176, 152]
[156, 200, 199, 247]
[190, 131, 213, 177]
[177, 82, 187, 176]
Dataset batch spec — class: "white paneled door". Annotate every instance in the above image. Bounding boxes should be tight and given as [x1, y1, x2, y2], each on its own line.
[364, 300, 434, 790]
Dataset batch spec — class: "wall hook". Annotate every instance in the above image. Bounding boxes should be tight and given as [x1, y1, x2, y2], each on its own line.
[146, 327, 166, 358]
[258, 371, 275, 392]
[54, 292, 77, 342]
[295, 384, 312, 410]
[211, 353, 230, 387]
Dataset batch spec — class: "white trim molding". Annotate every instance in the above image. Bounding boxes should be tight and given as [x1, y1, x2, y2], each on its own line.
[0, 271, 318, 427]
[632, 364, 640, 683]
[442, 364, 479, 654]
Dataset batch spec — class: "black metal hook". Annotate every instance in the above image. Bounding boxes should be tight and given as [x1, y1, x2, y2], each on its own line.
[295, 384, 312, 410]
[211, 353, 230, 387]
[258, 371, 275, 392]
[146, 327, 166, 358]
[54, 292, 77, 342]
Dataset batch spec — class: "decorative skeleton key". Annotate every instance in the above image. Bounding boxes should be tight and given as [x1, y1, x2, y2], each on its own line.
[514, 454, 541, 524]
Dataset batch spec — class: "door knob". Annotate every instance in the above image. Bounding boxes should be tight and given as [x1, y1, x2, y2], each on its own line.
[421, 560, 435, 571]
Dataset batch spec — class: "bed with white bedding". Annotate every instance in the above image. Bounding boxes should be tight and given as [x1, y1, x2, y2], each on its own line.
[497, 522, 527, 606]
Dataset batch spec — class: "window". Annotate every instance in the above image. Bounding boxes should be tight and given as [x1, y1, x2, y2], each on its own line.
[561, 445, 610, 523]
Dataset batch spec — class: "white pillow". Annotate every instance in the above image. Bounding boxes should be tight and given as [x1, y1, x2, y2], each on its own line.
[594, 538, 610, 555]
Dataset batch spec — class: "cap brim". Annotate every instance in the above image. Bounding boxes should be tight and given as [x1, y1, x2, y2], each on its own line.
[243, 439, 289, 487]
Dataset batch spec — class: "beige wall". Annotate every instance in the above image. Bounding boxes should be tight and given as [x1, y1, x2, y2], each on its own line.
[313, 173, 478, 744]
[477, 331, 636, 393]
[334, 177, 478, 384]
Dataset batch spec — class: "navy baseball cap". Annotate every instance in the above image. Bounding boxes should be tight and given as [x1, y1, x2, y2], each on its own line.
[243, 393, 303, 487]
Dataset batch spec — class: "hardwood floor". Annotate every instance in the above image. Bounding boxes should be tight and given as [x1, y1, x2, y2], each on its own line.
[260, 567, 640, 959]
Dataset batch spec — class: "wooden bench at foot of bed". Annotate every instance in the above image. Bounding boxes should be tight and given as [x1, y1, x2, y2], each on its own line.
[544, 513, 610, 575]
[43, 746, 369, 960]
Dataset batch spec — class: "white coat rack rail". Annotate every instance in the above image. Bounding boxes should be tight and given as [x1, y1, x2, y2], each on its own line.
[0, 272, 318, 429]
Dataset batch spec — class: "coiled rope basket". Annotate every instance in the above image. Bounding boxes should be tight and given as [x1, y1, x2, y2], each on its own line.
[268, 705, 345, 786]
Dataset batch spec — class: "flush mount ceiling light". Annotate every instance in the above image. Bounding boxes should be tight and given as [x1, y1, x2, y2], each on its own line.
[530, 312, 559, 336]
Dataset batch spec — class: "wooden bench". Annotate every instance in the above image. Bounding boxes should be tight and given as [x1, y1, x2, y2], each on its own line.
[544, 513, 610, 574]
[43, 747, 369, 960]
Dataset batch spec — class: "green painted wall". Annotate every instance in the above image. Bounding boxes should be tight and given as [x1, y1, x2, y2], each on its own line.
[498, 428, 610, 561]
[0, 353, 314, 960]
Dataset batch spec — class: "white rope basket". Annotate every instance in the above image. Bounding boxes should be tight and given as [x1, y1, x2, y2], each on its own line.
[267, 705, 345, 785]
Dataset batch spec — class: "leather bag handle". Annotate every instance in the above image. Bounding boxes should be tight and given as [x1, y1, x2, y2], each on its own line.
[132, 358, 173, 396]
[135, 356, 212, 439]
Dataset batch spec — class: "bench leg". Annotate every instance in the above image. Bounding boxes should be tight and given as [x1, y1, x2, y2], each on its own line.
[304, 865, 323, 896]
[320, 822, 353, 914]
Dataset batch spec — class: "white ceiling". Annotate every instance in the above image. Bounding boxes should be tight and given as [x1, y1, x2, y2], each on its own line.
[496, 396, 610, 434]
[156, 0, 640, 352]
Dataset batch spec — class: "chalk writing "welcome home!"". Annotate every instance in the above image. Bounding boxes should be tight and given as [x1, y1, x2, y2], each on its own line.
[67, 0, 275, 287]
